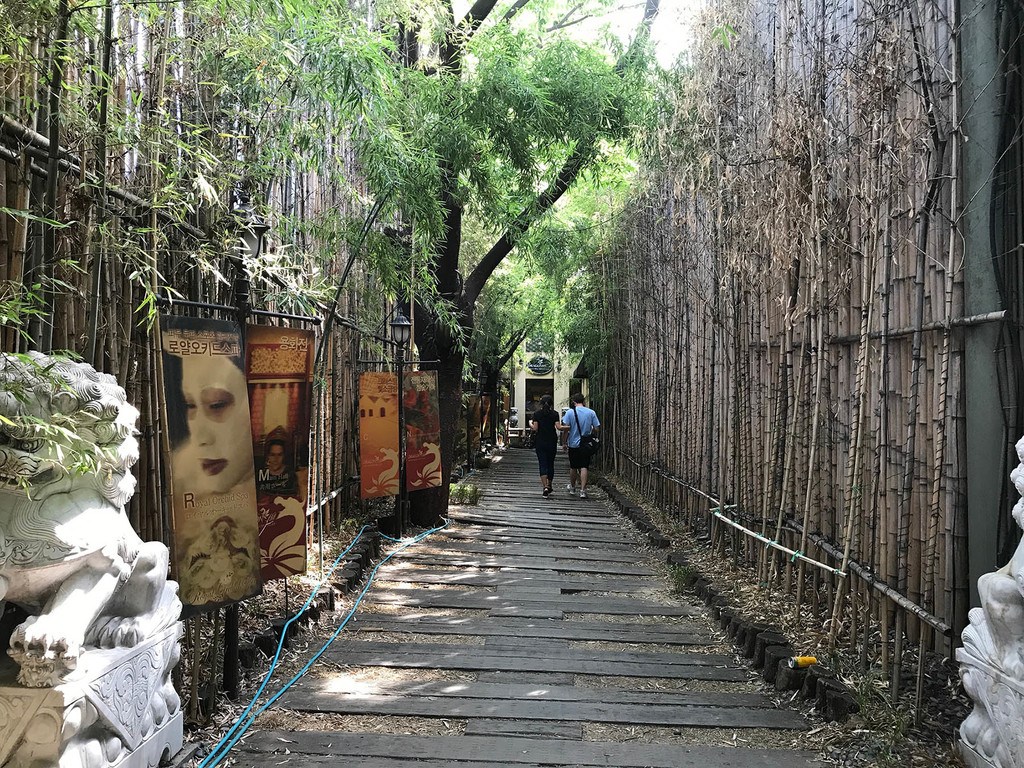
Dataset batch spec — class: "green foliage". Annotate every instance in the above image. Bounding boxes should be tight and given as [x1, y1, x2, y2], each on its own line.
[712, 23, 738, 50]
[0, 353, 112, 482]
[468, 259, 559, 376]
[668, 563, 699, 594]
[448, 482, 480, 505]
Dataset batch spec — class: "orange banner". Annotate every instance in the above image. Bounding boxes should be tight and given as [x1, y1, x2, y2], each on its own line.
[405, 371, 443, 491]
[159, 316, 262, 614]
[246, 325, 314, 581]
[360, 372, 399, 499]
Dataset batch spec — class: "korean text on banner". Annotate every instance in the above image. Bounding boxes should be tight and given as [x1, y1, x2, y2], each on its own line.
[159, 315, 262, 614]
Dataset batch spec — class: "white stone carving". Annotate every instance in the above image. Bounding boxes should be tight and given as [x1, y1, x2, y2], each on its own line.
[0, 624, 182, 768]
[0, 352, 183, 767]
[959, 435, 1024, 768]
[0, 352, 181, 687]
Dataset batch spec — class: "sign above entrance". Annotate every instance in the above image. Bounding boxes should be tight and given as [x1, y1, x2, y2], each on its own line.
[526, 355, 553, 375]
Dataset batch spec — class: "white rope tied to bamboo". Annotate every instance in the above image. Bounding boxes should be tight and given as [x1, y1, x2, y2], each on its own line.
[710, 507, 846, 577]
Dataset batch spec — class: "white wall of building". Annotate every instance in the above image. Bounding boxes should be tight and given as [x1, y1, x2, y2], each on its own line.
[507, 346, 586, 437]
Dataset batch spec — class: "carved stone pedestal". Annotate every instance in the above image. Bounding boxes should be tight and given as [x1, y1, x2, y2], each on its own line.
[0, 624, 183, 768]
[958, 643, 1024, 768]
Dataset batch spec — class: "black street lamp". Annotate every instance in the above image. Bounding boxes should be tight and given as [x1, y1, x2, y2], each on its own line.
[390, 307, 412, 535]
[232, 204, 270, 323]
[241, 211, 271, 261]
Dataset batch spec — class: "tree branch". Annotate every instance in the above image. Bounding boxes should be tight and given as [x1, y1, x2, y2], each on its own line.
[462, 0, 661, 306]
[460, 0, 502, 35]
[496, 325, 533, 369]
[502, 0, 533, 23]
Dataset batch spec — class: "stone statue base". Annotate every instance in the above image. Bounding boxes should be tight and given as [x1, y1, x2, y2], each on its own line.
[958, 645, 1024, 768]
[0, 624, 183, 768]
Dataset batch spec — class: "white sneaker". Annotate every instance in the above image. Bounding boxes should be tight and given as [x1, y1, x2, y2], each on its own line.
[566, 484, 576, 496]
[579, 490, 588, 499]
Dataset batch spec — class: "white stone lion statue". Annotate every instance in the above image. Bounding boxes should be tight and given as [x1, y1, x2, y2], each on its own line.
[959, 435, 1024, 767]
[0, 351, 181, 687]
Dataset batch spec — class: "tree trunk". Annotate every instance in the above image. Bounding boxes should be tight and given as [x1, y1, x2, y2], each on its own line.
[410, 341, 465, 527]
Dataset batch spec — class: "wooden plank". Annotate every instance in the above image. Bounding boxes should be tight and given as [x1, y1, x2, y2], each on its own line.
[386, 553, 657, 576]
[475, 671, 576, 685]
[333, 640, 731, 667]
[444, 512, 621, 533]
[238, 732, 824, 767]
[363, 588, 693, 616]
[413, 543, 640, 562]
[372, 569, 652, 592]
[488, 606, 564, 619]
[323, 645, 746, 680]
[234, 757, 551, 768]
[484, 636, 568, 648]
[445, 526, 628, 545]
[274, 691, 806, 729]
[464, 719, 583, 740]
[289, 679, 776, 709]
[349, 614, 708, 644]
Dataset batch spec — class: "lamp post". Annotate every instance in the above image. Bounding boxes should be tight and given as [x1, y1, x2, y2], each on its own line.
[390, 307, 412, 536]
[232, 203, 270, 323]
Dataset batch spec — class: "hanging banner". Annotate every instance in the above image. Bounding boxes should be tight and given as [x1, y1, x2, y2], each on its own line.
[246, 325, 314, 581]
[159, 316, 262, 614]
[360, 372, 399, 499]
[405, 371, 443, 491]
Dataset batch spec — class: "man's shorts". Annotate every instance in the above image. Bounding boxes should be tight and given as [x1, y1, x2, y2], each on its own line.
[567, 447, 592, 469]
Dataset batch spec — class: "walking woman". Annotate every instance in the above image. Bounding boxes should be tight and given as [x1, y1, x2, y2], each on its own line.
[530, 395, 561, 497]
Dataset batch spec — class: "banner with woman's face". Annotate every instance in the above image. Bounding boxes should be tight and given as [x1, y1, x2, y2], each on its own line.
[245, 325, 314, 580]
[159, 316, 262, 614]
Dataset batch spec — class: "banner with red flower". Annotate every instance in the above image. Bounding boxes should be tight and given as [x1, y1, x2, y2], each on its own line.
[404, 371, 443, 491]
[246, 325, 314, 580]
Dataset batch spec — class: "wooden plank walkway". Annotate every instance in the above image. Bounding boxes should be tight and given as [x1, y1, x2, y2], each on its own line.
[235, 449, 822, 767]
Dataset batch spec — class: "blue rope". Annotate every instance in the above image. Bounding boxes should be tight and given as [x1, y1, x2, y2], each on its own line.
[199, 517, 449, 768]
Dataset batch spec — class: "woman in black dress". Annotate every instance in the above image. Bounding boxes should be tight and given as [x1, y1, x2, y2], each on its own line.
[530, 395, 561, 497]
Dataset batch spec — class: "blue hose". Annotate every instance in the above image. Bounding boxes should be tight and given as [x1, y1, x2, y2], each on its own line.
[198, 517, 449, 767]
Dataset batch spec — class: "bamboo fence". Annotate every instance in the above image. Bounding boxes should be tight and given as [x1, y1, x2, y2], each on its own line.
[597, 0, 976, 696]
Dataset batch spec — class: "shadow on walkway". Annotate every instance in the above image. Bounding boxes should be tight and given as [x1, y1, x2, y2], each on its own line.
[235, 448, 822, 767]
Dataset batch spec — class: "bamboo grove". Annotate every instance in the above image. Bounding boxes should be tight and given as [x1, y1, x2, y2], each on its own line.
[1, 0, 406, 719]
[596, 0, 975, 697]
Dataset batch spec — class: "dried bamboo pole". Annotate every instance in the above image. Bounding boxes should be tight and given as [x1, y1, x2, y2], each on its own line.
[796, 286, 825, 620]
[829, 248, 878, 648]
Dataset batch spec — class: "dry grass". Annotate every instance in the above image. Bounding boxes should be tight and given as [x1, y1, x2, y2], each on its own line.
[573, 675, 761, 693]
[583, 723, 810, 748]
[346, 631, 484, 645]
[254, 710, 467, 736]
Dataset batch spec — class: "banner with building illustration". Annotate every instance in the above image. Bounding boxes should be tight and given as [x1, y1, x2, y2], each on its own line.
[159, 316, 262, 614]
[404, 371, 443, 491]
[360, 372, 400, 499]
[246, 325, 314, 580]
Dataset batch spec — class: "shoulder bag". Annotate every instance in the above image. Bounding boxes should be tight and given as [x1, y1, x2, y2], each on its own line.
[572, 406, 601, 457]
